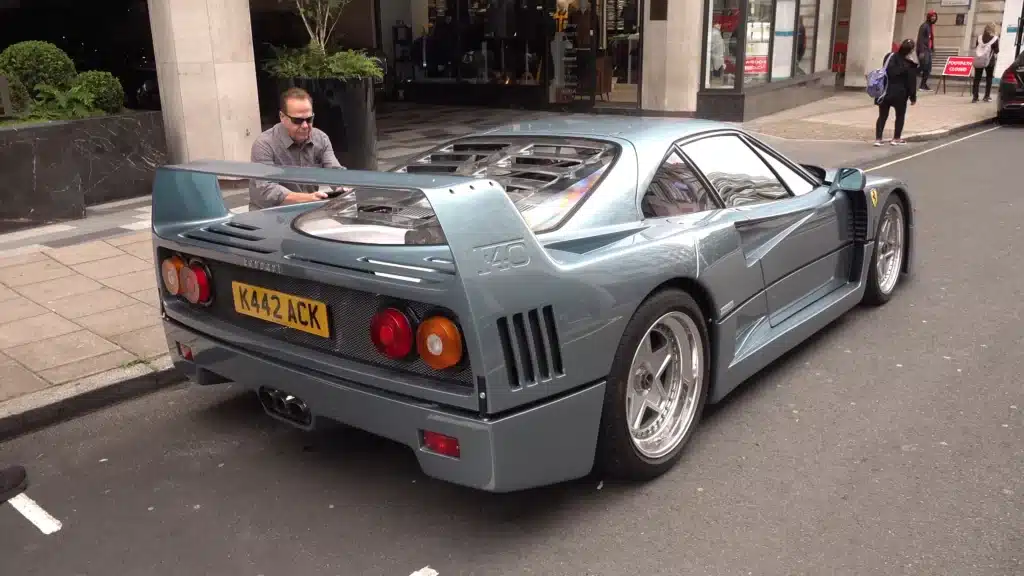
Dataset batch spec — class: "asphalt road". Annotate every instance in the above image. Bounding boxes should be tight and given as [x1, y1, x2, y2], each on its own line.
[2, 125, 1022, 576]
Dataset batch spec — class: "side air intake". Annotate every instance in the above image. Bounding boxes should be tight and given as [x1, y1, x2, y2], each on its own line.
[496, 306, 564, 389]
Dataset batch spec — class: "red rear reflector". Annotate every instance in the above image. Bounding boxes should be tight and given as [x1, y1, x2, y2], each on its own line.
[178, 342, 193, 360]
[422, 430, 460, 458]
[370, 307, 415, 359]
[181, 263, 212, 305]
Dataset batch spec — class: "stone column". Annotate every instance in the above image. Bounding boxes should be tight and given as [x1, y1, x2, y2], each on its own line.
[640, 0, 703, 113]
[147, 0, 262, 164]
[844, 0, 896, 87]
[898, 0, 928, 44]
[995, 0, 1022, 73]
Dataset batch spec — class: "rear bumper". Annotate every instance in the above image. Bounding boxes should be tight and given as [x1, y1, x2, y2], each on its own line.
[163, 318, 606, 492]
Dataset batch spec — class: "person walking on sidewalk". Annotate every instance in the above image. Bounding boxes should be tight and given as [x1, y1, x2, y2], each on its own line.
[0, 465, 28, 503]
[248, 87, 347, 211]
[971, 24, 1000, 103]
[916, 10, 938, 91]
[874, 40, 919, 147]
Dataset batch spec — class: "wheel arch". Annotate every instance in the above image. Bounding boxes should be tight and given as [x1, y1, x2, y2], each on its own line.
[641, 275, 721, 398]
[889, 186, 914, 274]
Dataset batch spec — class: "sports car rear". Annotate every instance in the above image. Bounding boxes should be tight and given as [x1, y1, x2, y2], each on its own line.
[152, 139, 622, 491]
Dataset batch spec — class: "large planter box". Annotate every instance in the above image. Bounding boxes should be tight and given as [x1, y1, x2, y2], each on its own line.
[282, 77, 378, 171]
[0, 111, 166, 231]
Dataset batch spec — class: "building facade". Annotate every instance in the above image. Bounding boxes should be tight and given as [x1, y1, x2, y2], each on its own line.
[141, 0, 1018, 164]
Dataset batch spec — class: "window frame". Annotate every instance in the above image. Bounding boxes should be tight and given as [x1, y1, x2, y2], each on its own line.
[741, 134, 823, 192]
[639, 145, 725, 220]
[676, 130, 798, 207]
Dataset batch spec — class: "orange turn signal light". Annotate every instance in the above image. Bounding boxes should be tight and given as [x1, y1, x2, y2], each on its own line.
[160, 255, 186, 295]
[416, 316, 463, 370]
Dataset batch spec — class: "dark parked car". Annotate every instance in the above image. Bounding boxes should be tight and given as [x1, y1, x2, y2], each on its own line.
[997, 51, 1024, 123]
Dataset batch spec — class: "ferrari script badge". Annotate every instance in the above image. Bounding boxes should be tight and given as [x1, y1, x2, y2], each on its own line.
[870, 188, 878, 208]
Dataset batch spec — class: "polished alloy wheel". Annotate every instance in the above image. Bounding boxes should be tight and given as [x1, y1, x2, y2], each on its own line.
[625, 311, 704, 459]
[876, 202, 905, 295]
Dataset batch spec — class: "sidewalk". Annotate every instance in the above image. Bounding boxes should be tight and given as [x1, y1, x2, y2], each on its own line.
[0, 92, 997, 439]
[743, 89, 997, 142]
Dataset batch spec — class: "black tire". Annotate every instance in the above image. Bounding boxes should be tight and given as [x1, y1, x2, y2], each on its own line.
[595, 288, 710, 481]
[863, 193, 906, 306]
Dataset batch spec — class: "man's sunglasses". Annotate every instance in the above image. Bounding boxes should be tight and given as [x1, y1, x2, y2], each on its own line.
[286, 114, 315, 125]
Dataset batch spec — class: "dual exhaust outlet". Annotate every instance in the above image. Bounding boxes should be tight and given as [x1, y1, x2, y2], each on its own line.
[258, 386, 313, 429]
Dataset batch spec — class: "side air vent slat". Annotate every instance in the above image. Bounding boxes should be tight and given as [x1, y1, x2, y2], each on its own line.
[497, 305, 563, 389]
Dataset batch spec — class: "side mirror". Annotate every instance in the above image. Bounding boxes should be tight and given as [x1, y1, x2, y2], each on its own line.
[830, 167, 866, 195]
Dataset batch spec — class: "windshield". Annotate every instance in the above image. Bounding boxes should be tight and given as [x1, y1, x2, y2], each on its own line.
[292, 136, 619, 245]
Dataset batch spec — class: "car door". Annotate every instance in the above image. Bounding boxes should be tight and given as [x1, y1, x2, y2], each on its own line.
[680, 133, 853, 327]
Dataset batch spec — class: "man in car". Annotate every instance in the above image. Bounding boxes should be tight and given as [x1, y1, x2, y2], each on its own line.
[248, 87, 346, 210]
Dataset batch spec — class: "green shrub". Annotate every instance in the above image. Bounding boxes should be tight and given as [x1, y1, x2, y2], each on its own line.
[72, 70, 124, 114]
[26, 84, 101, 121]
[0, 68, 30, 114]
[0, 41, 77, 93]
[264, 43, 383, 81]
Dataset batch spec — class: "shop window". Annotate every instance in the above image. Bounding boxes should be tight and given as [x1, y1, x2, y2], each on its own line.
[796, 0, 818, 75]
[705, 0, 741, 89]
[681, 135, 790, 208]
[745, 0, 772, 86]
[771, 0, 796, 80]
[641, 151, 717, 218]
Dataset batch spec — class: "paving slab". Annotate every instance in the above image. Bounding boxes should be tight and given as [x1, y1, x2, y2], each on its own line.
[37, 349, 137, 385]
[3, 329, 120, 372]
[99, 269, 158, 294]
[0, 294, 48, 324]
[43, 287, 139, 319]
[0, 353, 50, 403]
[75, 302, 161, 338]
[0, 313, 81, 350]
[16, 272, 105, 305]
[44, 240, 126, 266]
[0, 259, 76, 287]
[110, 325, 170, 359]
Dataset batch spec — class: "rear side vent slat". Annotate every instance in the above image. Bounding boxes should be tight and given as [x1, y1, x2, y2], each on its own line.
[511, 313, 535, 385]
[497, 305, 564, 389]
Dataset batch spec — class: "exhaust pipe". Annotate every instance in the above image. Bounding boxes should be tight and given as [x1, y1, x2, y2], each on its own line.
[257, 386, 313, 429]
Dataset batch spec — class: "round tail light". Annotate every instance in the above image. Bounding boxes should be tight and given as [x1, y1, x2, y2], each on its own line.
[416, 316, 463, 370]
[180, 262, 212, 305]
[370, 308, 414, 359]
[160, 255, 185, 295]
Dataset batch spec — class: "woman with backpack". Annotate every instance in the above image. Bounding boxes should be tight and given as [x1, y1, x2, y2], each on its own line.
[972, 24, 1000, 103]
[874, 39, 919, 147]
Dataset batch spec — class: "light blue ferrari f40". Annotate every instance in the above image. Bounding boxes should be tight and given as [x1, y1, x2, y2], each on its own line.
[153, 117, 914, 492]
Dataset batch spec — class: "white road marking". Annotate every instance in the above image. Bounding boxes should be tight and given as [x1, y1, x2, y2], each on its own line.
[409, 567, 439, 576]
[865, 126, 1001, 172]
[8, 493, 63, 535]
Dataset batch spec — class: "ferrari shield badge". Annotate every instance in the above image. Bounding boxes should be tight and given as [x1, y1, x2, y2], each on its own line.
[870, 188, 878, 207]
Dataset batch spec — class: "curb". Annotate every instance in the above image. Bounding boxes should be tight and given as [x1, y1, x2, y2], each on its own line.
[901, 116, 997, 142]
[0, 355, 183, 443]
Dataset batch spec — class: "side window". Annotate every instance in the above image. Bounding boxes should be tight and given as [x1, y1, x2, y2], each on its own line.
[681, 135, 790, 208]
[756, 149, 816, 196]
[641, 151, 717, 218]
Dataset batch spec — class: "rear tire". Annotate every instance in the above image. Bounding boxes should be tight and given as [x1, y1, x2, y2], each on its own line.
[595, 288, 710, 481]
[863, 194, 906, 306]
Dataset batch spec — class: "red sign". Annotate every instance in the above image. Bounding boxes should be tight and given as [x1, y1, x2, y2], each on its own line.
[897, 0, 907, 13]
[745, 56, 769, 75]
[942, 56, 974, 77]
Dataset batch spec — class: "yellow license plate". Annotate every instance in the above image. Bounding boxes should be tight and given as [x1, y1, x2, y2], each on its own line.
[231, 281, 331, 339]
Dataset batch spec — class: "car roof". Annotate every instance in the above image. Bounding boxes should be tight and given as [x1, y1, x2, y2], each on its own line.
[480, 116, 736, 149]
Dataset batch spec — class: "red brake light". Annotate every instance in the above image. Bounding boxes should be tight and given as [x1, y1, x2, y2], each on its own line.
[180, 262, 211, 305]
[1003, 68, 1017, 83]
[422, 430, 460, 458]
[370, 307, 415, 359]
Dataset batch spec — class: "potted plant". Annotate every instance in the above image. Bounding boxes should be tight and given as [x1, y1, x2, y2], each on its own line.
[265, 0, 384, 170]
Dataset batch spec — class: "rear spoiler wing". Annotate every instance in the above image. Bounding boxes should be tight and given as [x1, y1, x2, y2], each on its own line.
[152, 160, 570, 413]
